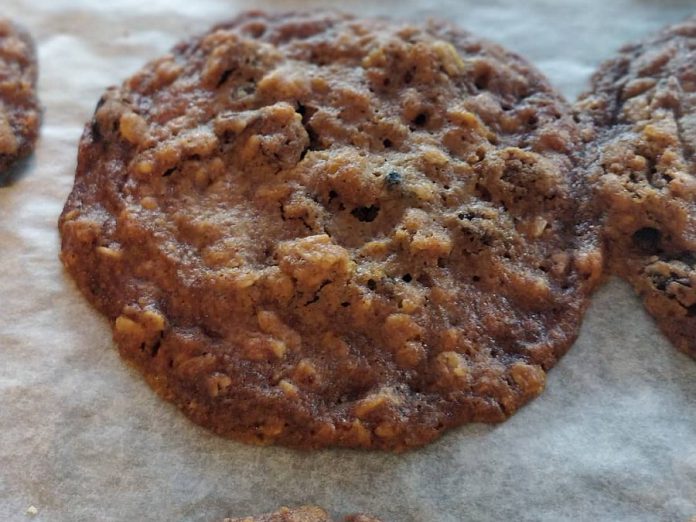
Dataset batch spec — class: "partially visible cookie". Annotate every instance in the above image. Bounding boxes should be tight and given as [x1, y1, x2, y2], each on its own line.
[223, 506, 380, 522]
[576, 17, 696, 358]
[0, 19, 39, 177]
[60, 11, 603, 450]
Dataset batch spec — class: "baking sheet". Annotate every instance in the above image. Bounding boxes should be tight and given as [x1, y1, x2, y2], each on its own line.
[1, 0, 695, 520]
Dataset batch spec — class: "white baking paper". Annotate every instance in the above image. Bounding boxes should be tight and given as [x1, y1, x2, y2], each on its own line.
[1, 0, 695, 520]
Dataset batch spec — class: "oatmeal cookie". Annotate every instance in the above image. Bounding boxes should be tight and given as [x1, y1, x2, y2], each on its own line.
[60, 11, 602, 450]
[576, 18, 696, 358]
[0, 19, 39, 178]
[223, 506, 380, 522]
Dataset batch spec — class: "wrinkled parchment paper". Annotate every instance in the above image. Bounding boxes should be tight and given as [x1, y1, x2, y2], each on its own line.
[1, 0, 695, 520]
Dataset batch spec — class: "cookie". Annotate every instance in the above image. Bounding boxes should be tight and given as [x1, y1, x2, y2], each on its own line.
[60, 11, 602, 450]
[223, 506, 380, 522]
[0, 19, 39, 178]
[576, 18, 696, 358]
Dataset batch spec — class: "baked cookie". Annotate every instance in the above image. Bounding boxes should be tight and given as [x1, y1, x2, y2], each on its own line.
[0, 19, 39, 178]
[60, 11, 602, 450]
[223, 506, 380, 522]
[576, 18, 696, 358]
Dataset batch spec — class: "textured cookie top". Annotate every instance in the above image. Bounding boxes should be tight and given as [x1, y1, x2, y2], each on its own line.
[0, 19, 39, 176]
[576, 17, 696, 357]
[60, 11, 602, 450]
[223, 506, 380, 522]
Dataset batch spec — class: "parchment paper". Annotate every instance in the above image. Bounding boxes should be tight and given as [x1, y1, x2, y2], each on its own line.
[1, 0, 695, 520]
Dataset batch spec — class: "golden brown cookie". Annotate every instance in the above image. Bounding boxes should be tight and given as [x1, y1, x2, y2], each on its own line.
[223, 506, 380, 522]
[60, 11, 602, 450]
[0, 19, 39, 178]
[576, 17, 696, 358]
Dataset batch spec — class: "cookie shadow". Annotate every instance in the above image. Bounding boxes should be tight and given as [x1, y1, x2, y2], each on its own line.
[0, 154, 36, 188]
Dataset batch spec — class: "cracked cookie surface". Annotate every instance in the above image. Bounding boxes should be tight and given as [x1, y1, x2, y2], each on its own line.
[0, 19, 39, 178]
[223, 506, 380, 522]
[60, 11, 602, 450]
[576, 18, 696, 358]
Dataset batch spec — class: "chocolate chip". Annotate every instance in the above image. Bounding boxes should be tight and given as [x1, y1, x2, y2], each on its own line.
[632, 227, 661, 254]
[151, 338, 162, 357]
[351, 205, 380, 222]
[475, 183, 492, 202]
[216, 68, 234, 87]
[91, 120, 102, 143]
[95, 95, 107, 112]
[412, 113, 427, 126]
[474, 70, 491, 90]
[386, 171, 402, 187]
